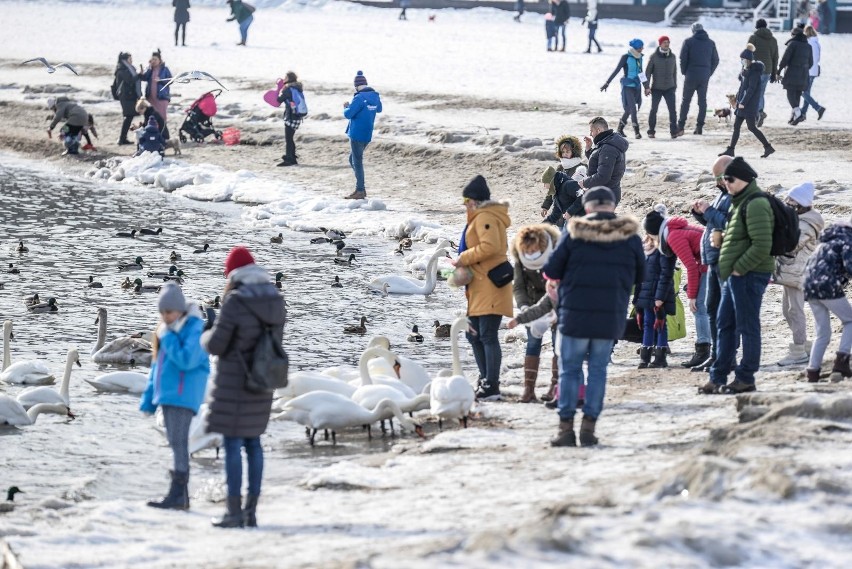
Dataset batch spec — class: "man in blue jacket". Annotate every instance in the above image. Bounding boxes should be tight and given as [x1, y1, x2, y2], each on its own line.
[343, 71, 383, 200]
[676, 23, 719, 137]
[543, 187, 645, 447]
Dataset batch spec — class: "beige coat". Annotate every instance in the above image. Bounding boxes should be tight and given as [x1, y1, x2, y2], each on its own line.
[774, 208, 824, 289]
[458, 200, 513, 318]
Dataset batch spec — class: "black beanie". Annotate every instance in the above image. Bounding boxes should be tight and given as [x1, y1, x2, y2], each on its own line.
[463, 175, 491, 202]
[643, 210, 665, 236]
[756, 18, 767, 29]
[724, 156, 758, 183]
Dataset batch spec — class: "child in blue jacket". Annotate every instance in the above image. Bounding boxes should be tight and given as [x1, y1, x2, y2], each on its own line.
[136, 115, 166, 157]
[141, 283, 210, 510]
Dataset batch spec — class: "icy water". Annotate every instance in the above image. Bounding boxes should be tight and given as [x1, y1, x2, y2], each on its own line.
[0, 156, 463, 505]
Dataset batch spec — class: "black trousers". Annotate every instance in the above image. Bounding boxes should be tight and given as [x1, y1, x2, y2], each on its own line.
[786, 87, 803, 109]
[648, 87, 677, 135]
[678, 75, 709, 129]
[175, 22, 187, 45]
[284, 125, 297, 162]
[730, 114, 770, 149]
[619, 85, 640, 128]
[119, 115, 134, 143]
[586, 24, 600, 52]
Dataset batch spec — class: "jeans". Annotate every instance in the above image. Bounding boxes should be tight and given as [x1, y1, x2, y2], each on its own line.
[641, 307, 668, 347]
[557, 335, 614, 421]
[801, 75, 824, 116]
[587, 24, 600, 52]
[705, 265, 723, 356]
[556, 24, 566, 50]
[349, 139, 369, 192]
[619, 83, 640, 127]
[648, 87, 677, 136]
[693, 271, 711, 344]
[710, 272, 770, 385]
[525, 325, 556, 357]
[239, 14, 253, 43]
[224, 436, 263, 497]
[758, 73, 771, 112]
[678, 75, 709, 129]
[730, 115, 770, 150]
[162, 405, 194, 473]
[807, 297, 852, 369]
[466, 314, 503, 386]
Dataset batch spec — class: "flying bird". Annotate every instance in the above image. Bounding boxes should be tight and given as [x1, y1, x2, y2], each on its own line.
[159, 70, 228, 92]
[20, 58, 79, 75]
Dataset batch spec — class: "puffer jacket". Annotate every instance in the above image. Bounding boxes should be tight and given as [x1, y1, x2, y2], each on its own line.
[344, 87, 382, 143]
[582, 129, 629, 205]
[113, 60, 141, 116]
[803, 222, 852, 301]
[542, 154, 583, 211]
[140, 303, 210, 415]
[774, 208, 825, 288]
[142, 64, 173, 101]
[458, 201, 513, 318]
[49, 97, 88, 130]
[633, 249, 676, 315]
[692, 189, 732, 266]
[644, 47, 678, 91]
[735, 60, 766, 119]
[680, 29, 720, 79]
[748, 27, 779, 76]
[779, 32, 813, 91]
[545, 172, 586, 225]
[543, 212, 645, 340]
[510, 224, 561, 309]
[659, 216, 706, 299]
[202, 264, 287, 438]
[718, 180, 775, 280]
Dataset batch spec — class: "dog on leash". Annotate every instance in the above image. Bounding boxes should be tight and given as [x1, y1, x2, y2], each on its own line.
[714, 94, 737, 123]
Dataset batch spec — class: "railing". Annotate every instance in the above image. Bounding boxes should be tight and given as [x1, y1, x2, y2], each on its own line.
[753, 0, 774, 21]
[664, 0, 690, 26]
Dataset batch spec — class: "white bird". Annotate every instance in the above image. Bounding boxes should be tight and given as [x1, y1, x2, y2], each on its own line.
[368, 241, 451, 295]
[16, 348, 80, 409]
[317, 336, 391, 381]
[430, 318, 475, 429]
[20, 58, 79, 75]
[91, 308, 153, 366]
[155, 403, 222, 455]
[275, 393, 422, 445]
[85, 371, 148, 394]
[0, 396, 73, 426]
[272, 370, 357, 404]
[159, 70, 228, 92]
[0, 321, 55, 385]
[351, 347, 416, 398]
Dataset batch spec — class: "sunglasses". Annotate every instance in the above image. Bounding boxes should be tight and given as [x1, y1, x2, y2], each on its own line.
[723, 175, 737, 183]
[463, 197, 471, 204]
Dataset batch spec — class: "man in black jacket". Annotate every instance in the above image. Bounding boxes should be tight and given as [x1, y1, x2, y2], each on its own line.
[747, 19, 779, 126]
[676, 23, 719, 137]
[551, 0, 570, 52]
[579, 116, 629, 205]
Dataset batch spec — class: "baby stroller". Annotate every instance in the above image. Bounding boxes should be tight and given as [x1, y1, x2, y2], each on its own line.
[178, 89, 223, 143]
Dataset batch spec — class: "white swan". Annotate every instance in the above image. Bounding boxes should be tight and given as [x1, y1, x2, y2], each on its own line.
[16, 348, 80, 409]
[275, 393, 422, 444]
[85, 371, 149, 394]
[368, 240, 451, 295]
[319, 336, 390, 381]
[272, 370, 357, 403]
[0, 321, 55, 385]
[351, 347, 416, 398]
[0, 396, 73, 426]
[430, 318, 475, 429]
[91, 308, 153, 366]
[368, 354, 431, 395]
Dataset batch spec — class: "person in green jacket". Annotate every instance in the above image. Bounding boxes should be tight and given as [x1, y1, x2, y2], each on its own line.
[702, 157, 774, 395]
[226, 0, 254, 46]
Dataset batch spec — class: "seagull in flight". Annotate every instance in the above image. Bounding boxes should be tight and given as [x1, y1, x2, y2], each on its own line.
[159, 70, 228, 92]
[20, 58, 79, 75]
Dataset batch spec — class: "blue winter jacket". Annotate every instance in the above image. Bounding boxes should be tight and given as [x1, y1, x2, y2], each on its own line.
[735, 61, 765, 119]
[142, 65, 173, 101]
[633, 249, 676, 315]
[692, 189, 732, 266]
[344, 87, 382, 143]
[140, 314, 210, 414]
[543, 212, 645, 340]
[680, 30, 720, 79]
[803, 223, 852, 301]
[137, 124, 166, 154]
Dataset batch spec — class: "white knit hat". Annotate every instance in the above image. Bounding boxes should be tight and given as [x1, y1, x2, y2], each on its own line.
[46, 97, 56, 109]
[786, 182, 815, 207]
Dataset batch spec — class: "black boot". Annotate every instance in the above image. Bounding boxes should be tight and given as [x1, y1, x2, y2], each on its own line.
[212, 496, 244, 528]
[648, 347, 668, 368]
[147, 470, 189, 510]
[691, 354, 715, 372]
[693, 125, 703, 135]
[633, 124, 642, 139]
[617, 120, 626, 137]
[550, 417, 576, 447]
[681, 343, 711, 368]
[718, 146, 735, 157]
[638, 346, 652, 369]
[579, 415, 598, 447]
[243, 495, 259, 528]
[761, 145, 775, 158]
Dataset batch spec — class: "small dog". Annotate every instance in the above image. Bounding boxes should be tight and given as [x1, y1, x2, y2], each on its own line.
[714, 94, 737, 123]
[164, 137, 182, 156]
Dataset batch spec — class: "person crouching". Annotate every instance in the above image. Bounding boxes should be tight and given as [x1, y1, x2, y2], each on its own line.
[136, 115, 166, 157]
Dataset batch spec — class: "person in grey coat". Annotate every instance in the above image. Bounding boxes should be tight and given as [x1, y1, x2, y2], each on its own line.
[201, 246, 286, 529]
[46, 96, 88, 155]
[779, 27, 814, 125]
[643, 35, 678, 139]
[578, 116, 629, 205]
[676, 23, 719, 137]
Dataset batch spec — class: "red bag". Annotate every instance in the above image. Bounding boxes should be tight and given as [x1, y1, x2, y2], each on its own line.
[222, 127, 240, 146]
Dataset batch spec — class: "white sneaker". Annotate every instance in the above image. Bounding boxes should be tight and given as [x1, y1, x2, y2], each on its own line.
[777, 343, 809, 366]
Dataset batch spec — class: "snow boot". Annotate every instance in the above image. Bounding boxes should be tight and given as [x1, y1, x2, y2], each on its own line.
[550, 417, 576, 447]
[777, 343, 809, 366]
[638, 346, 652, 369]
[617, 120, 627, 137]
[475, 381, 502, 402]
[648, 347, 668, 368]
[698, 380, 722, 394]
[647, 131, 656, 139]
[757, 110, 767, 127]
[147, 470, 189, 510]
[806, 368, 821, 383]
[817, 107, 826, 120]
[243, 495, 259, 528]
[721, 380, 757, 394]
[344, 190, 367, 200]
[718, 146, 735, 157]
[212, 496, 244, 528]
[761, 145, 775, 158]
[541, 356, 559, 402]
[693, 125, 703, 135]
[520, 356, 540, 403]
[579, 415, 598, 447]
[830, 352, 852, 382]
[681, 343, 711, 368]
[633, 124, 642, 139]
[691, 355, 715, 372]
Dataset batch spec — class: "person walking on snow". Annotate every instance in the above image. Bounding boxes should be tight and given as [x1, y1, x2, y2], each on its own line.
[676, 23, 719, 137]
[719, 44, 775, 159]
[774, 182, 824, 366]
[633, 219, 676, 370]
[747, 19, 779, 127]
[226, 0, 254, 46]
[543, 186, 645, 447]
[112, 52, 141, 146]
[343, 71, 382, 200]
[582, 0, 601, 53]
[46, 96, 88, 155]
[779, 27, 813, 125]
[643, 35, 678, 139]
[601, 38, 645, 140]
[173, 0, 190, 47]
[799, 25, 827, 123]
[276, 71, 305, 167]
[551, 0, 570, 52]
[141, 49, 173, 140]
[398, 0, 409, 21]
[140, 283, 209, 511]
[578, 116, 628, 205]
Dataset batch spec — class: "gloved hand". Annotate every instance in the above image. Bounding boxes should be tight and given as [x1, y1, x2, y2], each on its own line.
[204, 308, 217, 331]
[653, 306, 666, 331]
[600, 83, 609, 92]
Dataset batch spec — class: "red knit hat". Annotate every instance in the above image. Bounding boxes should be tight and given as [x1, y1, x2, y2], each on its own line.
[224, 246, 255, 276]
[658, 35, 670, 45]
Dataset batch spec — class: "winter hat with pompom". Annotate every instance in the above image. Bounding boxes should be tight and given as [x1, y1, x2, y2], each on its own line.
[741, 43, 756, 61]
[354, 71, 368, 87]
[224, 245, 256, 276]
[786, 182, 815, 207]
[629, 38, 644, 50]
[643, 204, 668, 236]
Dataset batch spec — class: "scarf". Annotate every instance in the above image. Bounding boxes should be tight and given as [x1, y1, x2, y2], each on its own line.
[519, 234, 554, 271]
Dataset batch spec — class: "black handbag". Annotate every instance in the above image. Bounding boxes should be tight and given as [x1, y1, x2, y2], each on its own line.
[487, 261, 514, 288]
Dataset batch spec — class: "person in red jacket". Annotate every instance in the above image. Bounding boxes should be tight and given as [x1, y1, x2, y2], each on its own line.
[644, 205, 711, 368]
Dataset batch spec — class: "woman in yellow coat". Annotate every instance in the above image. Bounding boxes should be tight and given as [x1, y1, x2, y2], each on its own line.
[456, 175, 513, 401]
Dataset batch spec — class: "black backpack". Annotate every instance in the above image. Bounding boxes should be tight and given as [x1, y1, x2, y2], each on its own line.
[739, 191, 800, 257]
[234, 298, 289, 394]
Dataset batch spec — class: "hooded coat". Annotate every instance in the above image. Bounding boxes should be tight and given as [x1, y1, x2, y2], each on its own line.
[49, 97, 88, 130]
[543, 212, 645, 340]
[202, 264, 287, 438]
[747, 27, 779, 76]
[774, 208, 825, 288]
[779, 32, 813, 91]
[344, 87, 382, 143]
[277, 81, 305, 122]
[680, 29, 720, 80]
[582, 129, 629, 205]
[142, 64, 173, 101]
[633, 248, 676, 315]
[510, 224, 561, 309]
[735, 60, 766, 118]
[659, 216, 706, 299]
[458, 200, 513, 318]
[803, 222, 852, 301]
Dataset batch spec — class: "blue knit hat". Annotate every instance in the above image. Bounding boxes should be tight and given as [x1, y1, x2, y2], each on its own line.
[629, 38, 644, 50]
[354, 70, 368, 87]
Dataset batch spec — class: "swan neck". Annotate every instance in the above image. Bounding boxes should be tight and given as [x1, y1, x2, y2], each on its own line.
[60, 352, 75, 401]
[375, 399, 413, 429]
[358, 349, 375, 385]
[451, 325, 462, 376]
[2, 323, 10, 372]
[423, 249, 442, 290]
[26, 403, 65, 424]
[95, 312, 107, 352]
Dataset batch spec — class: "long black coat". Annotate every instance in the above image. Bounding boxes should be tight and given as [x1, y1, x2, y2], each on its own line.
[202, 280, 286, 438]
[113, 62, 140, 117]
[736, 60, 765, 118]
[779, 33, 813, 91]
[582, 129, 629, 205]
[174, 0, 190, 24]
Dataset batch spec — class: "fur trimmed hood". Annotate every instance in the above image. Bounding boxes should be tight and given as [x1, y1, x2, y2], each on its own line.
[568, 213, 640, 243]
[555, 135, 582, 159]
[510, 224, 562, 261]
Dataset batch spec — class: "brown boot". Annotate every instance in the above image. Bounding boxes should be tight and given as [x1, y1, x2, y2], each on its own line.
[550, 417, 576, 447]
[579, 415, 598, 447]
[541, 355, 559, 401]
[520, 355, 540, 403]
[806, 368, 821, 383]
[830, 352, 852, 382]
